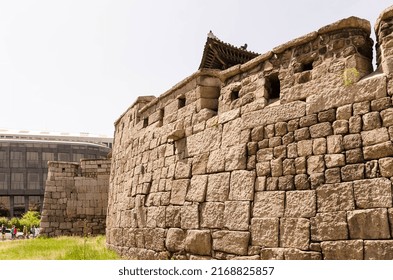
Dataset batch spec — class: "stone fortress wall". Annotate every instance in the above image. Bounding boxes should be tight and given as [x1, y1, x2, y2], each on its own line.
[40, 159, 111, 236]
[106, 6, 393, 259]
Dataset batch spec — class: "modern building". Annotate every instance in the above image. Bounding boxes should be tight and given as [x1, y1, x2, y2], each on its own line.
[0, 129, 112, 217]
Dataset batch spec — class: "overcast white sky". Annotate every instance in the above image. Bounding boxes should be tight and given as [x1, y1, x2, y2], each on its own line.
[0, 0, 392, 136]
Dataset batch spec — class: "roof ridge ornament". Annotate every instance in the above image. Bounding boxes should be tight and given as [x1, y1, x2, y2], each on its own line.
[199, 31, 259, 70]
[207, 30, 218, 40]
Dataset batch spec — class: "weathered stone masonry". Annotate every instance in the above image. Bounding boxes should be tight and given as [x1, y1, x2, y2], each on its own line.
[106, 7, 393, 259]
[40, 159, 110, 236]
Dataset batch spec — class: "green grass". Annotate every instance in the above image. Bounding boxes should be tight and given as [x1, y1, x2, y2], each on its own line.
[0, 235, 121, 260]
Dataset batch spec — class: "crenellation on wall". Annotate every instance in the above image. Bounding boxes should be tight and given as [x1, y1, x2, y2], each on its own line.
[106, 6, 393, 260]
[40, 159, 111, 237]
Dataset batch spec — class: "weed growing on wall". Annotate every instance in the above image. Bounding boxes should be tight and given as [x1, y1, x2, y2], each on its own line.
[343, 67, 360, 86]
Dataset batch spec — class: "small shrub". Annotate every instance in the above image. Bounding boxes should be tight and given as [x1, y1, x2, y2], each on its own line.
[19, 211, 40, 230]
[0, 217, 9, 228]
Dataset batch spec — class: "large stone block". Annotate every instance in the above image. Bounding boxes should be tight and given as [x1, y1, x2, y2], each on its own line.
[295, 157, 306, 174]
[222, 118, 243, 148]
[310, 212, 348, 241]
[175, 160, 191, 179]
[361, 127, 389, 146]
[299, 114, 318, 127]
[294, 174, 310, 190]
[285, 190, 316, 218]
[186, 175, 207, 202]
[307, 155, 325, 175]
[256, 161, 271, 176]
[379, 157, 393, 177]
[316, 183, 355, 212]
[283, 159, 296, 175]
[206, 172, 230, 202]
[218, 108, 240, 124]
[363, 141, 393, 160]
[284, 249, 322, 260]
[297, 140, 313, 157]
[260, 248, 285, 260]
[225, 144, 247, 171]
[251, 126, 264, 141]
[326, 135, 343, 154]
[212, 231, 250, 255]
[207, 149, 226, 173]
[200, 202, 224, 228]
[224, 201, 250, 230]
[271, 158, 283, 177]
[349, 115, 362, 133]
[343, 134, 362, 150]
[381, 107, 393, 127]
[170, 179, 189, 205]
[229, 170, 255, 201]
[278, 175, 294, 191]
[309, 122, 333, 138]
[146, 206, 166, 228]
[345, 148, 364, 164]
[280, 218, 310, 250]
[165, 228, 185, 252]
[253, 191, 285, 218]
[250, 218, 279, 247]
[321, 240, 363, 260]
[242, 101, 306, 129]
[294, 128, 311, 141]
[353, 178, 392, 208]
[332, 120, 348, 134]
[275, 122, 288, 136]
[287, 143, 298, 158]
[180, 204, 199, 229]
[347, 208, 391, 239]
[184, 230, 212, 256]
[257, 148, 274, 162]
[187, 126, 222, 156]
[364, 240, 393, 260]
[266, 177, 278, 191]
[353, 101, 370, 115]
[341, 164, 364, 181]
[165, 206, 181, 228]
[269, 136, 282, 148]
[371, 97, 391, 111]
[318, 109, 336, 123]
[362, 112, 381, 131]
[144, 228, 166, 251]
[336, 104, 352, 120]
[191, 153, 209, 175]
[255, 176, 267, 191]
[312, 138, 327, 155]
[325, 154, 345, 168]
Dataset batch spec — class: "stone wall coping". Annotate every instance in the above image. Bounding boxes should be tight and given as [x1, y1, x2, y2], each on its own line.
[115, 15, 371, 129]
[80, 158, 111, 163]
[138, 69, 221, 113]
[317, 16, 370, 36]
[375, 5, 393, 32]
[114, 95, 155, 126]
[223, 16, 370, 80]
[47, 161, 79, 167]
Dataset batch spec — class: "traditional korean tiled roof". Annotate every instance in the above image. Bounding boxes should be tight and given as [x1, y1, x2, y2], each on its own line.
[198, 31, 260, 70]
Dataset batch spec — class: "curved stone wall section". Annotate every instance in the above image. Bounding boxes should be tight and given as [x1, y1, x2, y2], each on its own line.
[40, 159, 110, 236]
[106, 7, 393, 260]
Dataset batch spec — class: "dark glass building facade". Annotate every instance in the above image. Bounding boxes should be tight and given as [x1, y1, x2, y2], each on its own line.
[0, 130, 112, 217]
